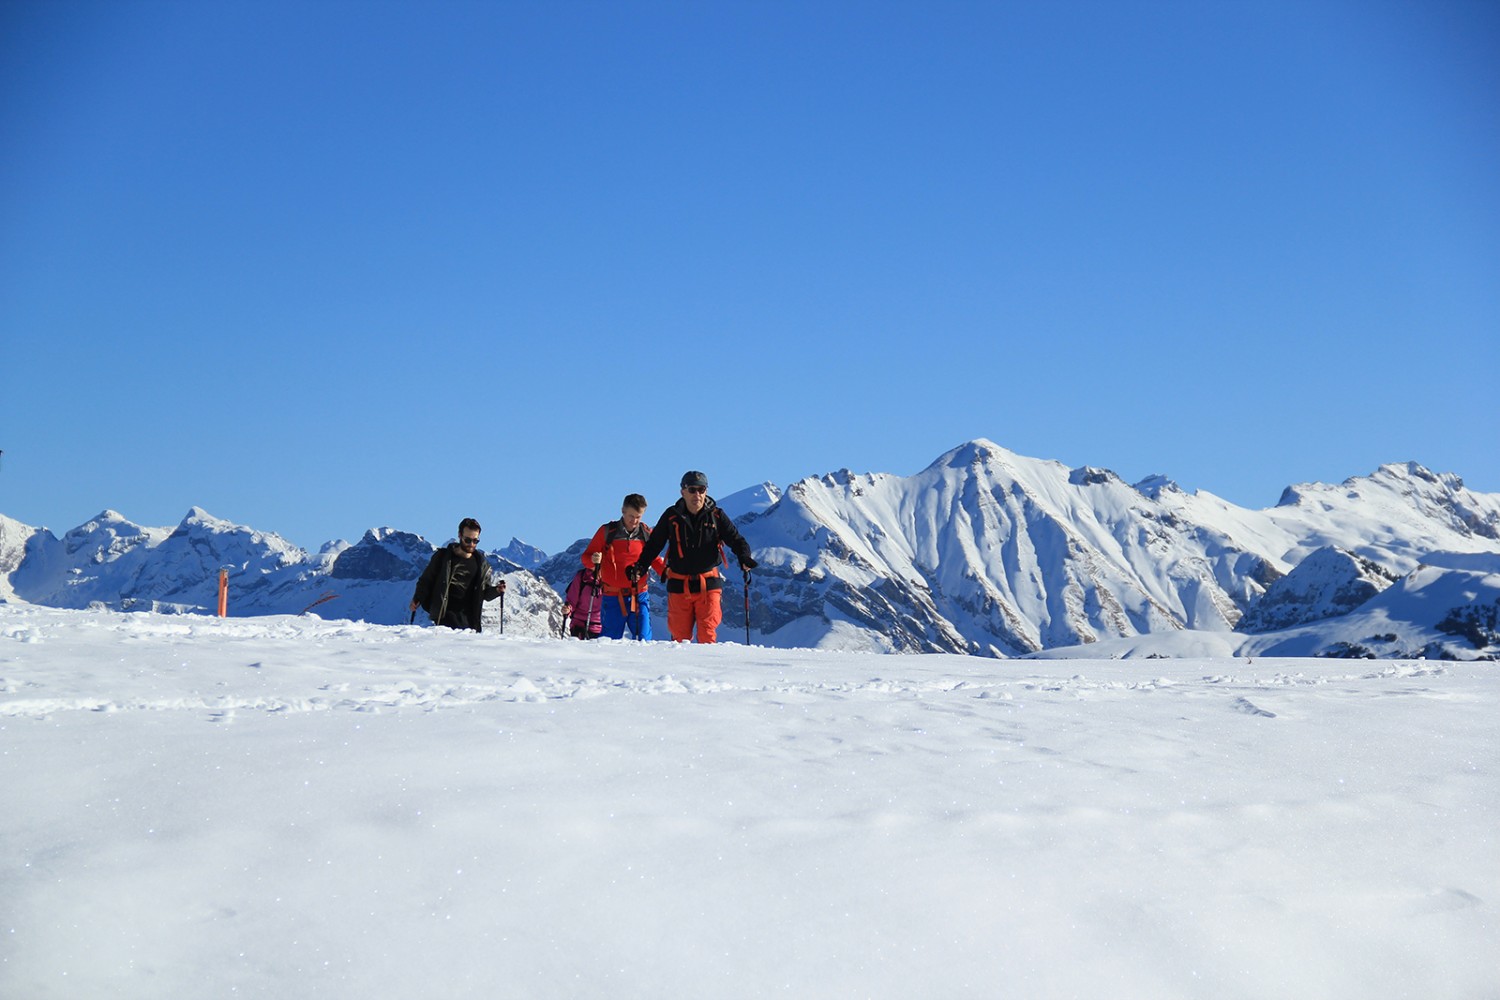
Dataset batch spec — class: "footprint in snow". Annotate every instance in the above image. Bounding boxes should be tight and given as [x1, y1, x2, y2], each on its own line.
[1406, 887, 1482, 916]
[1231, 697, 1276, 718]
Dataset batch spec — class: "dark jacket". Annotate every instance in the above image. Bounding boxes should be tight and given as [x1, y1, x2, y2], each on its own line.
[412, 544, 504, 631]
[635, 497, 753, 585]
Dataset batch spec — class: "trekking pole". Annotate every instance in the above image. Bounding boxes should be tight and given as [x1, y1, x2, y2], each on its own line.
[585, 573, 601, 640]
[742, 570, 752, 645]
[500, 590, 506, 634]
[627, 576, 640, 639]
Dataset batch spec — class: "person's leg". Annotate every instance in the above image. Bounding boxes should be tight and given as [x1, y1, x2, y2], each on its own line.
[633, 591, 653, 640]
[667, 591, 695, 642]
[695, 588, 722, 643]
[599, 595, 628, 639]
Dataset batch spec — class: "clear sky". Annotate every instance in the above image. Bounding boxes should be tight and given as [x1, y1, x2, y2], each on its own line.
[3, 0, 1497, 555]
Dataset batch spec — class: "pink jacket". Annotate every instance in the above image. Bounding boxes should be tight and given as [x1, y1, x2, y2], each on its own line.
[564, 568, 603, 634]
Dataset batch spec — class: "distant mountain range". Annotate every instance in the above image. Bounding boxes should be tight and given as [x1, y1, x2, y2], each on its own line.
[4, 440, 1498, 659]
[0, 509, 565, 638]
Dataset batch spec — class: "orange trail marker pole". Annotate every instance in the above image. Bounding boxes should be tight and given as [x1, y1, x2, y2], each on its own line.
[217, 569, 228, 618]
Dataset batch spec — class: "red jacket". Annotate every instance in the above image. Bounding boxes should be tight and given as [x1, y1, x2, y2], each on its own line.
[582, 519, 664, 594]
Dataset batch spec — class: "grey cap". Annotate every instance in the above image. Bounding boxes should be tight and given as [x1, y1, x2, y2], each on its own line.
[680, 470, 708, 489]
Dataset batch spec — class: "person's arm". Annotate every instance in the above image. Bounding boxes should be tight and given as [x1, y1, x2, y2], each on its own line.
[479, 556, 507, 601]
[629, 512, 672, 578]
[411, 550, 441, 611]
[582, 525, 608, 570]
[717, 511, 757, 570]
[639, 527, 667, 579]
[564, 572, 580, 609]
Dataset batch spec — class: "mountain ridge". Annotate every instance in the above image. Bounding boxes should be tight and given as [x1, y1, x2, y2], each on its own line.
[5, 441, 1498, 659]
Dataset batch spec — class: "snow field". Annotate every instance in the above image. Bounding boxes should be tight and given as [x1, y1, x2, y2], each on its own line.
[1, 606, 1495, 999]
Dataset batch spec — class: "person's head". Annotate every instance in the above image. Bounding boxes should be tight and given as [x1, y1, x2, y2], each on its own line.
[680, 470, 708, 513]
[621, 494, 647, 530]
[456, 517, 481, 551]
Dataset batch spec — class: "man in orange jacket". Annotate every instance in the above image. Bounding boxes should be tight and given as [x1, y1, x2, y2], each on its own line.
[581, 494, 664, 640]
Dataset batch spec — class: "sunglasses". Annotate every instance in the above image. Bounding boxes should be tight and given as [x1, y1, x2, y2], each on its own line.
[684, 486, 706, 494]
[460, 535, 480, 545]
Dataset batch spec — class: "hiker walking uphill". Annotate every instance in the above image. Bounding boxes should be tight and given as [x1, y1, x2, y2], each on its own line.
[582, 493, 664, 640]
[562, 565, 604, 640]
[410, 518, 507, 631]
[627, 471, 757, 644]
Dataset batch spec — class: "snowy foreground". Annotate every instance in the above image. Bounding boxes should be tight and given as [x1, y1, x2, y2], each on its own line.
[2, 606, 1495, 1000]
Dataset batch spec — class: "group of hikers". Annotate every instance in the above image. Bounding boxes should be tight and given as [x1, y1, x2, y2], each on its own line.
[410, 470, 758, 644]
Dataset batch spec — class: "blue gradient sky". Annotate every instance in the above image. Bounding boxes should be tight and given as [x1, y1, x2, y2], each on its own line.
[3, 0, 1497, 554]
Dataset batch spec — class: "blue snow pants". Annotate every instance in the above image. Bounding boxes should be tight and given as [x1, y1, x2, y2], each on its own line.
[601, 589, 653, 640]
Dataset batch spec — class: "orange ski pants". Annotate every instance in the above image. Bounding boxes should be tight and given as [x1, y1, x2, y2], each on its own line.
[667, 587, 722, 643]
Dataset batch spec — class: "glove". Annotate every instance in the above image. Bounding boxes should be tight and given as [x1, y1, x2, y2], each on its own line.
[625, 563, 644, 582]
[739, 556, 758, 571]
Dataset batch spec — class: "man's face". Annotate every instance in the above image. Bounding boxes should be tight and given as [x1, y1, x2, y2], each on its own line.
[458, 530, 480, 555]
[622, 506, 644, 530]
[681, 485, 706, 513]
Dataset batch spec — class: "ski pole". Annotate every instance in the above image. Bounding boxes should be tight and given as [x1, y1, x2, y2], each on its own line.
[586, 572, 601, 640]
[500, 590, 505, 634]
[742, 570, 752, 645]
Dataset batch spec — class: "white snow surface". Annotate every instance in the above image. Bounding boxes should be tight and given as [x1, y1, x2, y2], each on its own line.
[3, 605, 1494, 999]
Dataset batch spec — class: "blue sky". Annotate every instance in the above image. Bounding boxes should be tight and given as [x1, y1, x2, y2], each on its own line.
[3, 0, 1496, 555]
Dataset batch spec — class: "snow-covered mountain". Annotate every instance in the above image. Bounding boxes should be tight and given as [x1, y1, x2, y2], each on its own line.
[1237, 553, 1500, 660]
[721, 441, 1500, 659]
[1237, 546, 1399, 633]
[719, 482, 783, 520]
[495, 536, 548, 570]
[5, 441, 1498, 658]
[0, 509, 563, 636]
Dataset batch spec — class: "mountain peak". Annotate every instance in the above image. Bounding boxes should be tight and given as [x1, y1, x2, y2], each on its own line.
[719, 482, 783, 521]
[495, 536, 547, 570]
[924, 439, 1027, 480]
[943, 439, 1005, 464]
[1133, 474, 1181, 499]
[1371, 461, 1463, 491]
